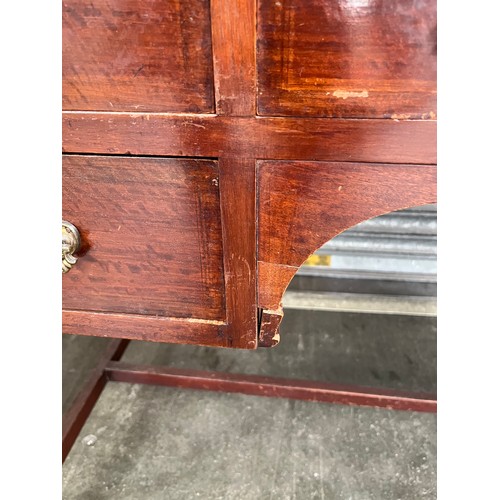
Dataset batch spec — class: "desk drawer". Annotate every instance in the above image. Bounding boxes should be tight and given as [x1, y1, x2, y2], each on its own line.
[62, 155, 225, 321]
[62, 0, 214, 113]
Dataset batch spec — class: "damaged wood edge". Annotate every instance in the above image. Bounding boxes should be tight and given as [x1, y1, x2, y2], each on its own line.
[258, 307, 284, 347]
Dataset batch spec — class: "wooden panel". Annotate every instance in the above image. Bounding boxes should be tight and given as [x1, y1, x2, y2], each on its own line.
[62, 0, 214, 113]
[258, 0, 436, 118]
[62, 155, 225, 320]
[62, 113, 437, 164]
[210, 0, 256, 115]
[258, 161, 437, 310]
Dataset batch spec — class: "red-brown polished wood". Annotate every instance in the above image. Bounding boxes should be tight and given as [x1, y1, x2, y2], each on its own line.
[63, 0, 215, 113]
[62, 0, 437, 350]
[218, 157, 258, 348]
[105, 361, 437, 413]
[258, 161, 437, 311]
[258, 0, 436, 119]
[211, 0, 256, 115]
[63, 155, 225, 320]
[62, 310, 225, 346]
[258, 262, 298, 316]
[62, 113, 436, 164]
[63, 154, 258, 349]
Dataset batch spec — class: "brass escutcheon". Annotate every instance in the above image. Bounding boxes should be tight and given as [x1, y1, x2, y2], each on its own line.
[62, 220, 81, 273]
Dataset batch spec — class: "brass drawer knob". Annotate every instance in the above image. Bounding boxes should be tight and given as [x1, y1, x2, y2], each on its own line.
[62, 220, 81, 273]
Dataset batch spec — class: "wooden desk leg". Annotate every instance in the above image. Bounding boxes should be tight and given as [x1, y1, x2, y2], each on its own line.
[64, 338, 436, 462]
[62, 339, 130, 463]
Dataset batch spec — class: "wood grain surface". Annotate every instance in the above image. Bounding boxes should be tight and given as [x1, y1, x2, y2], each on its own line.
[211, 0, 256, 115]
[63, 0, 215, 113]
[62, 155, 225, 320]
[62, 0, 437, 349]
[62, 339, 129, 462]
[63, 310, 225, 346]
[258, 0, 436, 118]
[258, 262, 300, 315]
[257, 160, 437, 310]
[62, 113, 436, 164]
[218, 157, 258, 348]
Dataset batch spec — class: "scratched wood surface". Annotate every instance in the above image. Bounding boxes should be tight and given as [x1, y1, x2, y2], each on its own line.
[62, 155, 225, 320]
[62, 310, 225, 347]
[218, 157, 257, 348]
[62, 114, 436, 165]
[62, 0, 437, 348]
[63, 0, 214, 112]
[257, 0, 437, 118]
[257, 161, 437, 311]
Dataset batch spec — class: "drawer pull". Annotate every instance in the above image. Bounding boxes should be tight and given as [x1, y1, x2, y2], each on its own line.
[62, 220, 81, 273]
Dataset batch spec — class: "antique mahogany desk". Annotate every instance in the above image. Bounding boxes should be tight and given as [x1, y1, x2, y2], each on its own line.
[62, 0, 437, 459]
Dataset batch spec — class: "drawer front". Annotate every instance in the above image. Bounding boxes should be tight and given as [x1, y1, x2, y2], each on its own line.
[62, 156, 225, 321]
[257, 0, 436, 118]
[63, 0, 214, 113]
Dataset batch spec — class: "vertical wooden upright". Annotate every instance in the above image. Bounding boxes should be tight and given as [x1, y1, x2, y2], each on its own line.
[211, 0, 258, 347]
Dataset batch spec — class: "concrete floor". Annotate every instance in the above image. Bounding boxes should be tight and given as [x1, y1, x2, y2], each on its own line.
[62, 309, 436, 499]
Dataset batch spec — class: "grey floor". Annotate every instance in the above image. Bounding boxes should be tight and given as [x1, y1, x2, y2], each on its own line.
[62, 309, 436, 500]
